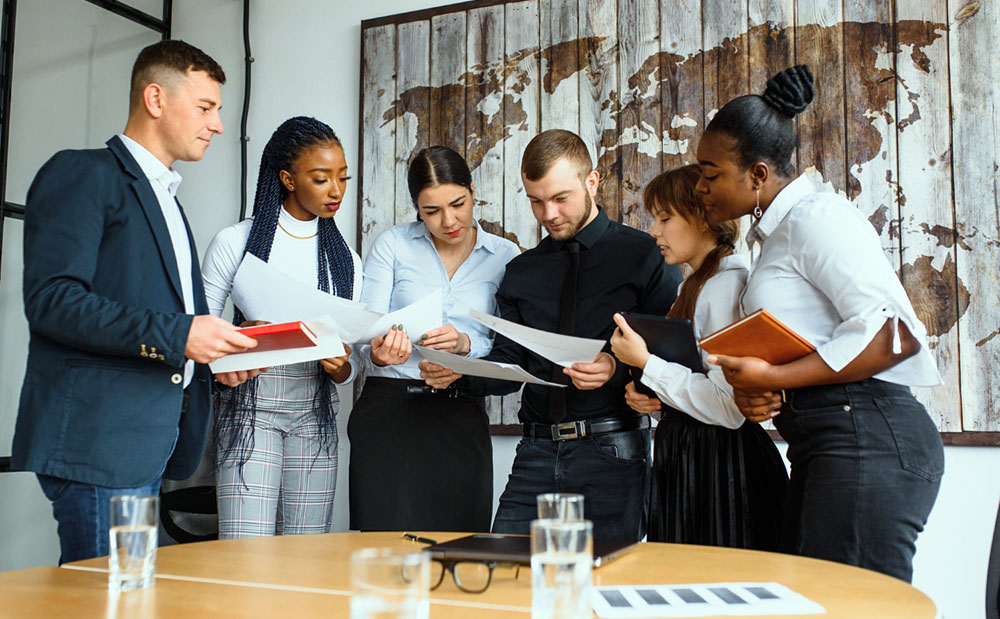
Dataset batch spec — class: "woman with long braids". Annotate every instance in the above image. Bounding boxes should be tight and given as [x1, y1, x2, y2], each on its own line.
[696, 65, 943, 581]
[201, 116, 362, 538]
[349, 146, 520, 532]
[610, 164, 787, 550]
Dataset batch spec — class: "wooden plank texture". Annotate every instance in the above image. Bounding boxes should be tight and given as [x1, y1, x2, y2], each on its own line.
[660, 0, 703, 171]
[394, 21, 431, 225]
[843, 1, 900, 267]
[501, 0, 541, 424]
[430, 12, 468, 155]
[794, 0, 846, 193]
[578, 0, 619, 220]
[540, 0, 579, 133]
[467, 4, 508, 425]
[617, 0, 661, 232]
[359, 25, 397, 258]
[895, 0, 961, 430]
[950, 0, 1000, 430]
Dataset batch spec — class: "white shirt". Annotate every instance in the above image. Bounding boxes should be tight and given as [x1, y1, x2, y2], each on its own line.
[640, 255, 748, 429]
[741, 174, 941, 387]
[200, 207, 364, 382]
[360, 219, 521, 379]
[118, 134, 195, 387]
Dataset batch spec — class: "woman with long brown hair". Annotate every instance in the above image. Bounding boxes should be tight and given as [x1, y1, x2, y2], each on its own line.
[611, 164, 788, 549]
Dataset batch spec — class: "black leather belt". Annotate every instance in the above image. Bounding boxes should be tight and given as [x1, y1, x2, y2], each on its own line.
[404, 384, 467, 399]
[364, 377, 472, 399]
[522, 415, 649, 442]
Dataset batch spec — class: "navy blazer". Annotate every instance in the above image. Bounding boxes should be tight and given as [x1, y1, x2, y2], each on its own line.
[12, 136, 213, 488]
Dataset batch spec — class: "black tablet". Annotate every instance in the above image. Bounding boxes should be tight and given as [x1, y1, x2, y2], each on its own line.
[425, 533, 637, 568]
[620, 313, 704, 398]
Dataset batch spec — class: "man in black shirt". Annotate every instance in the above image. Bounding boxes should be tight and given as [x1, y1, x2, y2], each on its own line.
[420, 130, 681, 541]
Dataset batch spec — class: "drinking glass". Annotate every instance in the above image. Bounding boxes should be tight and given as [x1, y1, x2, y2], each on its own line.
[530, 518, 593, 619]
[536, 493, 584, 521]
[108, 495, 158, 592]
[350, 547, 431, 619]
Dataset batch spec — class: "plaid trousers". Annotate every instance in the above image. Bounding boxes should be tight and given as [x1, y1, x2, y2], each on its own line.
[216, 361, 339, 538]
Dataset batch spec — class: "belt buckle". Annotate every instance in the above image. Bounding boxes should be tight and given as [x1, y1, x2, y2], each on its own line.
[551, 420, 586, 441]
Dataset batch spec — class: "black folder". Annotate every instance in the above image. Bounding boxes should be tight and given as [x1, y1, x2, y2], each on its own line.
[620, 313, 704, 398]
[426, 533, 637, 568]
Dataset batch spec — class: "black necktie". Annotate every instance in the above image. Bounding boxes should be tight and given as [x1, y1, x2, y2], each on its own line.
[548, 240, 580, 422]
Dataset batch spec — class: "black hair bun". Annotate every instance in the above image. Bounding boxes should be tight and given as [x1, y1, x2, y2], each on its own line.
[761, 64, 814, 118]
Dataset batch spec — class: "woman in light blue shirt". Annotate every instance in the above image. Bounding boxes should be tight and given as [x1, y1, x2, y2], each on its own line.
[348, 146, 520, 532]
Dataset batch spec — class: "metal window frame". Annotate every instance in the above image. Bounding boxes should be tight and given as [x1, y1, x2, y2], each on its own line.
[0, 0, 172, 473]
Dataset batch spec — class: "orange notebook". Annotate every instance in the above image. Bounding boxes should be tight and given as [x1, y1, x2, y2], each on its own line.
[698, 309, 815, 365]
[238, 321, 318, 353]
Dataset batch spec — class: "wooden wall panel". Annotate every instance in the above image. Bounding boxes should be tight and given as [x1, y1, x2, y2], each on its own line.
[895, 0, 961, 430]
[467, 5, 507, 425]
[951, 0, 1000, 431]
[359, 25, 396, 257]
[359, 0, 1000, 442]
[660, 0, 703, 171]
[394, 21, 430, 225]
[578, 0, 619, 220]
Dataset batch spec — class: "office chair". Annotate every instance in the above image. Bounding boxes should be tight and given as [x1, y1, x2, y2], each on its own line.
[987, 498, 1000, 619]
[160, 485, 219, 544]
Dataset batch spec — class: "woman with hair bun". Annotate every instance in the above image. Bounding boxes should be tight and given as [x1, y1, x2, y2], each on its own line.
[697, 65, 943, 582]
[201, 116, 362, 538]
[610, 164, 788, 550]
[349, 145, 520, 532]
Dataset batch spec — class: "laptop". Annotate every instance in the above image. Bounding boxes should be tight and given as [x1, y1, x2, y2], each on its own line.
[425, 533, 638, 568]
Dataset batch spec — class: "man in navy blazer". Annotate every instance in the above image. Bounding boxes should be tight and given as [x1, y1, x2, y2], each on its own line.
[12, 40, 258, 563]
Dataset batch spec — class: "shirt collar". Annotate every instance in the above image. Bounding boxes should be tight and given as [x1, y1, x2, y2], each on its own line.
[746, 174, 814, 246]
[412, 218, 494, 253]
[567, 205, 609, 249]
[117, 134, 182, 196]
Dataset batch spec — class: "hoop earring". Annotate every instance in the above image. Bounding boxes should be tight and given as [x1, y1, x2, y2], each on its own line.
[753, 187, 762, 219]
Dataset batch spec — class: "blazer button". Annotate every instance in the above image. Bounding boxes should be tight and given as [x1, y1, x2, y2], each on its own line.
[170, 373, 182, 384]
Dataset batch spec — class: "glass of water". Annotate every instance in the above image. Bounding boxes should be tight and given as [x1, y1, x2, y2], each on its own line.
[108, 495, 158, 593]
[530, 518, 593, 619]
[536, 493, 585, 521]
[350, 547, 430, 619]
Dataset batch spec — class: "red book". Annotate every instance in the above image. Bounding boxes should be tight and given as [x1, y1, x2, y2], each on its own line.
[238, 321, 319, 353]
[698, 309, 815, 365]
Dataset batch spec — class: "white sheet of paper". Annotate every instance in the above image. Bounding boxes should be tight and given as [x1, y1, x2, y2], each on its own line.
[229, 255, 379, 341]
[357, 289, 444, 344]
[591, 582, 825, 618]
[209, 317, 347, 374]
[413, 346, 566, 387]
[469, 308, 606, 368]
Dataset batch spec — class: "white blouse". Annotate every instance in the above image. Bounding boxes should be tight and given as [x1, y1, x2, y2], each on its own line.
[741, 174, 940, 387]
[201, 207, 364, 382]
[360, 219, 521, 380]
[640, 254, 748, 429]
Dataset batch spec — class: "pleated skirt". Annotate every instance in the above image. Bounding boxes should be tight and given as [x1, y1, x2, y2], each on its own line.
[648, 408, 788, 550]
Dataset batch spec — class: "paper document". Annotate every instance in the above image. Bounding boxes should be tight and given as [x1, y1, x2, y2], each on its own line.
[591, 582, 825, 618]
[358, 289, 444, 345]
[230, 255, 378, 341]
[469, 308, 606, 368]
[209, 316, 348, 373]
[229, 256, 444, 344]
[414, 346, 566, 387]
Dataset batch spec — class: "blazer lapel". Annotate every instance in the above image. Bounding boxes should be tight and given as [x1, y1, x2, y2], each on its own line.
[177, 199, 209, 315]
[107, 136, 184, 305]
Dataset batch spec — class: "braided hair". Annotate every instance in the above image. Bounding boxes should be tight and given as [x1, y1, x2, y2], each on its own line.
[217, 116, 354, 476]
[705, 64, 814, 177]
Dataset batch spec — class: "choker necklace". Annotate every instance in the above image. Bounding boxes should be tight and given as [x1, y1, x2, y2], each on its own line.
[277, 220, 317, 239]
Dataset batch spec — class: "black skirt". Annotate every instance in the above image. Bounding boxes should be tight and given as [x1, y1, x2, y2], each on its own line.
[648, 408, 788, 550]
[348, 377, 492, 532]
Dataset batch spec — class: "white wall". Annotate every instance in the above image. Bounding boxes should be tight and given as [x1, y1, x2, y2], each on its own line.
[1, 2, 997, 618]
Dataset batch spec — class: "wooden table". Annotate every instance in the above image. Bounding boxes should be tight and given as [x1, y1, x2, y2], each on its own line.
[0, 532, 937, 618]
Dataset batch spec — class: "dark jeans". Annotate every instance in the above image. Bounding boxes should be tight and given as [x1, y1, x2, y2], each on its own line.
[774, 378, 944, 583]
[492, 426, 651, 542]
[37, 474, 163, 564]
